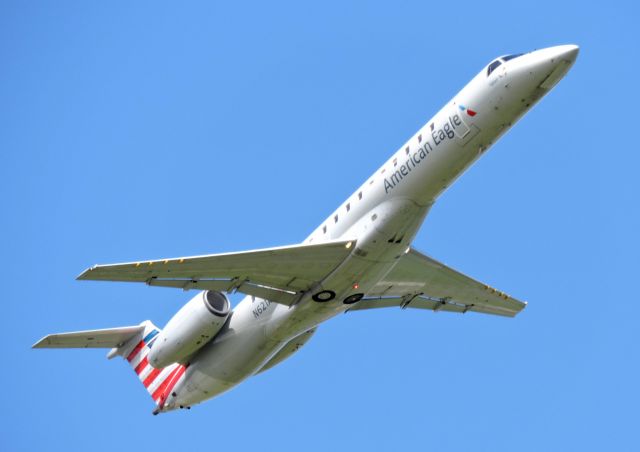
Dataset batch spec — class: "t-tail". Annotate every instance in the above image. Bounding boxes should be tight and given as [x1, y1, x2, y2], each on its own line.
[32, 320, 187, 414]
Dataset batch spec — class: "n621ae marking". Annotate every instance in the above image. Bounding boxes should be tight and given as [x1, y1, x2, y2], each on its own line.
[33, 45, 579, 414]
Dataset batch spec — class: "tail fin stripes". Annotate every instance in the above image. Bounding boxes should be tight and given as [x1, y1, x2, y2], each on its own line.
[134, 356, 149, 375]
[152, 364, 187, 406]
[126, 329, 159, 363]
[33, 320, 188, 412]
[120, 321, 187, 407]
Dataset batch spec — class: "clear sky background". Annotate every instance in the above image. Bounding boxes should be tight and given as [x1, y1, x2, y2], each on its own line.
[2, 1, 639, 451]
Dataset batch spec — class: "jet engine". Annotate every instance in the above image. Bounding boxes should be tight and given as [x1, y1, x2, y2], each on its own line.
[148, 290, 231, 368]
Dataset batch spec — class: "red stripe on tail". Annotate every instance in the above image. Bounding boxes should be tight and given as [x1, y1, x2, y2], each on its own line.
[143, 368, 162, 388]
[126, 341, 145, 362]
[134, 356, 149, 375]
[152, 365, 186, 404]
[164, 366, 187, 397]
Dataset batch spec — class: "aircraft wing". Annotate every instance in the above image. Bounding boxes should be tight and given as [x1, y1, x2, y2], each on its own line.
[348, 248, 526, 317]
[77, 240, 355, 306]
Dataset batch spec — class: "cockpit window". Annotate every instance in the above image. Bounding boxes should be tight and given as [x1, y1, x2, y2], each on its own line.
[502, 53, 523, 62]
[487, 60, 502, 76]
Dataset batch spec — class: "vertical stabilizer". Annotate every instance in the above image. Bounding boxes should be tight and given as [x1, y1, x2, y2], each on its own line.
[116, 321, 187, 411]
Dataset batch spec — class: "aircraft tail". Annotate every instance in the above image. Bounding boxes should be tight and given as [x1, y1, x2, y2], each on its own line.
[120, 321, 187, 409]
[33, 320, 187, 411]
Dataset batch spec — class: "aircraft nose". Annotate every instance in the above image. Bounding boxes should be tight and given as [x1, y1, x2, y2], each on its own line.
[528, 44, 579, 90]
[550, 44, 580, 64]
[531, 44, 580, 68]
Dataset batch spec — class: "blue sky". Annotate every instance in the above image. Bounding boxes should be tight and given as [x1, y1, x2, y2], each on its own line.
[2, 1, 639, 451]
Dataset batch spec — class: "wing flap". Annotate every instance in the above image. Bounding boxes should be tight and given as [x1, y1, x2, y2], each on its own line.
[347, 295, 516, 317]
[148, 278, 298, 305]
[32, 325, 144, 349]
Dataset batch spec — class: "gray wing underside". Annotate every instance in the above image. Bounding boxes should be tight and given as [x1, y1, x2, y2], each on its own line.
[349, 248, 526, 317]
[76, 240, 525, 317]
[77, 240, 355, 306]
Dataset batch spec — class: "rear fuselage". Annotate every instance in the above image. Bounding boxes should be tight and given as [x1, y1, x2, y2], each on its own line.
[163, 45, 578, 412]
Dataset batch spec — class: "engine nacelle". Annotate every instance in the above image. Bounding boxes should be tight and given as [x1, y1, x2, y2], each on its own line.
[148, 290, 231, 368]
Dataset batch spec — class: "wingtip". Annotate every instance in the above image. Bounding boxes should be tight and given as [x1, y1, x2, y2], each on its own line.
[32, 337, 48, 349]
[76, 266, 96, 280]
[512, 300, 528, 317]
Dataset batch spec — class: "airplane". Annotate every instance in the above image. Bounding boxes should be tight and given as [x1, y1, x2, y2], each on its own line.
[34, 44, 579, 414]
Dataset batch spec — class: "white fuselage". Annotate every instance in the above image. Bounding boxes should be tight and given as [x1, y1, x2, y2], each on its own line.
[163, 45, 578, 411]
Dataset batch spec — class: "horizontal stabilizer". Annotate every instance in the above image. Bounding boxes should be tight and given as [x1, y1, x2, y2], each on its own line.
[32, 325, 144, 349]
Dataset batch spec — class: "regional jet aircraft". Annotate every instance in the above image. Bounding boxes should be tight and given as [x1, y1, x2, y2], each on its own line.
[34, 45, 579, 414]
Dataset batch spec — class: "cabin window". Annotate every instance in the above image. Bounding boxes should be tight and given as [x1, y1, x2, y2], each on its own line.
[381, 168, 386, 174]
[393, 158, 397, 167]
[334, 214, 338, 223]
[346, 203, 351, 212]
[322, 225, 327, 234]
[405, 146, 410, 155]
[358, 191, 363, 200]
[418, 134, 422, 143]
[369, 179, 374, 185]
[371, 213, 378, 221]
